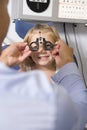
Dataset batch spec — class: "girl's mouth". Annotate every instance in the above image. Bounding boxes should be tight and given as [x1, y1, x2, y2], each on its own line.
[38, 55, 49, 60]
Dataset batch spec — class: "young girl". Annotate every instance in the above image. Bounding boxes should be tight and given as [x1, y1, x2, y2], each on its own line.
[20, 24, 60, 81]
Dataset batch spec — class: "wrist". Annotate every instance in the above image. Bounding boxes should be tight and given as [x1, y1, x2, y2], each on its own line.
[56, 57, 75, 70]
[0, 56, 9, 66]
[67, 57, 75, 63]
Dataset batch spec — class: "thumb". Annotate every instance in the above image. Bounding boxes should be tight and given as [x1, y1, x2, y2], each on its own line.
[18, 51, 31, 62]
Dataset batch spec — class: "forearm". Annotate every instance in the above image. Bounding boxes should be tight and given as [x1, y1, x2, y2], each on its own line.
[52, 62, 87, 128]
[0, 53, 18, 67]
[0, 54, 10, 66]
[52, 62, 87, 102]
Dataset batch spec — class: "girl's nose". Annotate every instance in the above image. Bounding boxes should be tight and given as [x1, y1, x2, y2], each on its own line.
[38, 44, 45, 52]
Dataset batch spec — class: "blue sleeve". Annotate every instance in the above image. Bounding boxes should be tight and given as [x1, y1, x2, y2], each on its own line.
[52, 62, 87, 129]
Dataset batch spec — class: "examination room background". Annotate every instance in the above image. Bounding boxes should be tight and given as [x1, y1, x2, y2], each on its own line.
[3, 0, 87, 87]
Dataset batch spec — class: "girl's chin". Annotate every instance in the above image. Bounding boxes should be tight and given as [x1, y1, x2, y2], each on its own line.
[37, 61, 49, 66]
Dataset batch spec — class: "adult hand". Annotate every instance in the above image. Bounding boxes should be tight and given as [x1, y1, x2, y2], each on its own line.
[0, 42, 31, 66]
[52, 39, 74, 70]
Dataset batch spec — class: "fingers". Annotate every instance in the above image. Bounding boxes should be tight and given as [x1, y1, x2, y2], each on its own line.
[18, 51, 31, 62]
[15, 42, 31, 56]
[52, 41, 60, 57]
[23, 45, 30, 53]
[17, 42, 28, 51]
[0, 42, 31, 66]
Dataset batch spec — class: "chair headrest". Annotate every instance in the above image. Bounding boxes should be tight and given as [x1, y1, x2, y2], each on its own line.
[15, 20, 54, 39]
[15, 20, 35, 39]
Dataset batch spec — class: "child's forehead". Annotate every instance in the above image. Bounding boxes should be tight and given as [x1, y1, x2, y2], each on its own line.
[27, 30, 55, 43]
[30, 33, 53, 40]
[31, 30, 54, 38]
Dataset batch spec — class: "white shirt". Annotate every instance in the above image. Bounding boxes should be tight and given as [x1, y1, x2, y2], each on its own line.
[0, 62, 79, 130]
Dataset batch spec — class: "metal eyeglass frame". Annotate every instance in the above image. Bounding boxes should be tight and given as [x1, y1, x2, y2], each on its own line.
[29, 37, 56, 51]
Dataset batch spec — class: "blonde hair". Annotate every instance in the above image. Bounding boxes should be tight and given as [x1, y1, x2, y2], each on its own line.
[20, 24, 60, 71]
[24, 24, 60, 44]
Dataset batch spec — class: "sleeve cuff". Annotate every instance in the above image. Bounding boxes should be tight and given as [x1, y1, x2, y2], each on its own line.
[52, 62, 80, 83]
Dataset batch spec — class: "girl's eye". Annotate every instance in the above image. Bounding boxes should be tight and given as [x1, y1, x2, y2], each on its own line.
[29, 42, 38, 51]
[31, 43, 37, 48]
[45, 42, 54, 50]
[46, 44, 52, 49]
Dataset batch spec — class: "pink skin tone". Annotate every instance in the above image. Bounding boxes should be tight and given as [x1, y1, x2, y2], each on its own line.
[29, 32, 56, 80]
[29, 32, 55, 69]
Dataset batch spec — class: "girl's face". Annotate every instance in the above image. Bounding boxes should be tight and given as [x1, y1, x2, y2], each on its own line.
[29, 32, 55, 67]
